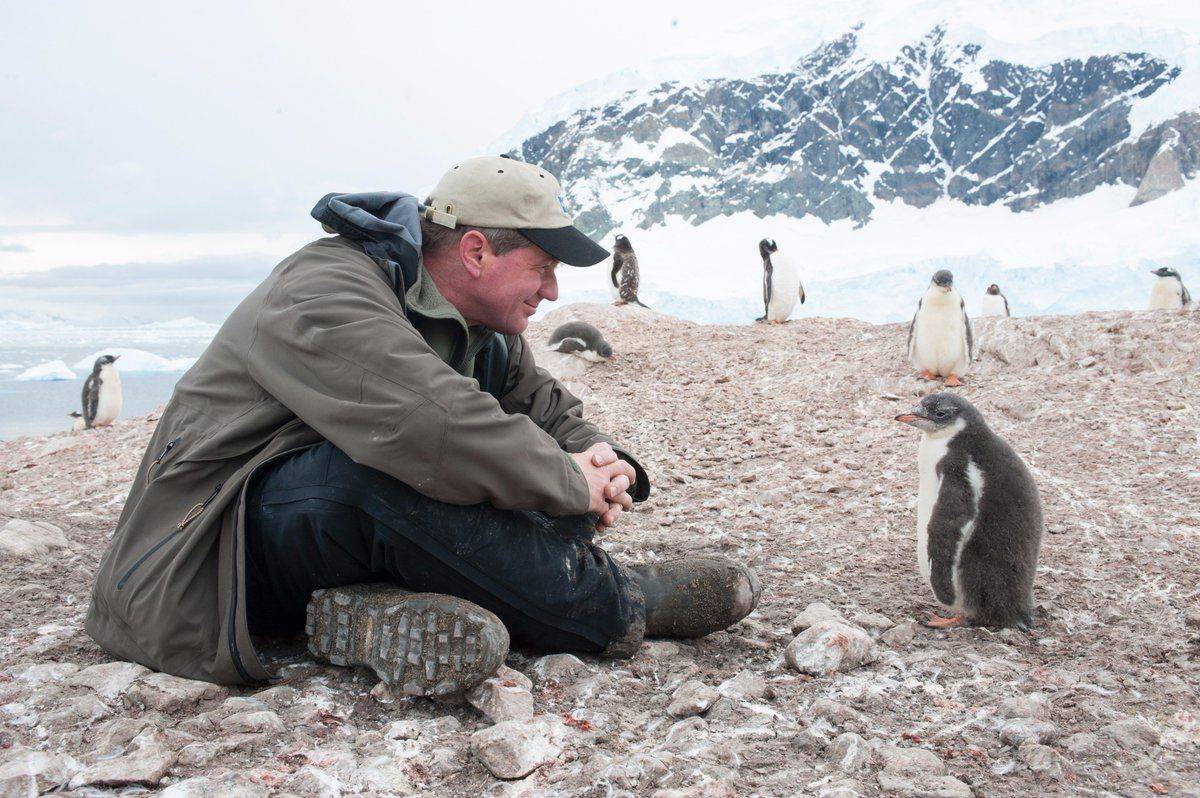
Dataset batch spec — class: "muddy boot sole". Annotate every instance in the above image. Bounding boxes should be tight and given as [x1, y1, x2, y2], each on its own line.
[305, 584, 509, 697]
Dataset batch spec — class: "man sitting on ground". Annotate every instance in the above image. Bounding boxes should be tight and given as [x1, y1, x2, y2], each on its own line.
[86, 156, 760, 695]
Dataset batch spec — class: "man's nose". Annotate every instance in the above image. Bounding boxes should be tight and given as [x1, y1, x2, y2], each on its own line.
[541, 272, 559, 301]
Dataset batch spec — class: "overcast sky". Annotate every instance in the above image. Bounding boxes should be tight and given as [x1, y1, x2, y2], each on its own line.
[0, 0, 825, 276]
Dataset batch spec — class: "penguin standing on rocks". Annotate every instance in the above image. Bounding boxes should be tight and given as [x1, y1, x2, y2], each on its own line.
[908, 270, 973, 386]
[756, 238, 805, 323]
[611, 235, 648, 307]
[980, 283, 1010, 318]
[1148, 267, 1192, 310]
[80, 354, 122, 428]
[545, 321, 615, 363]
[895, 392, 1043, 630]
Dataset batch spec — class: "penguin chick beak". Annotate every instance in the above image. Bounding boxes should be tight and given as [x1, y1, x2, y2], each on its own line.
[895, 411, 929, 428]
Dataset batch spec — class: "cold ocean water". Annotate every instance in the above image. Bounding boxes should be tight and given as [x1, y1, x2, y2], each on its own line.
[0, 324, 215, 440]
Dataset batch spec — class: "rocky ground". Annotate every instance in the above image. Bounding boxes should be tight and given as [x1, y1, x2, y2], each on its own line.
[1, 303, 1197, 797]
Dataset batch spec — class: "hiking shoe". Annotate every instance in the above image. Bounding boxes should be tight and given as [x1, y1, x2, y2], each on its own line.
[629, 557, 761, 638]
[305, 583, 509, 697]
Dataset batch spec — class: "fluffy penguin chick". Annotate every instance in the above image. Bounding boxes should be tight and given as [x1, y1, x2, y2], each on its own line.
[611, 235, 648, 308]
[757, 238, 805, 323]
[980, 283, 1010, 318]
[1148, 266, 1192, 310]
[908, 270, 974, 386]
[546, 321, 614, 362]
[81, 354, 122, 428]
[895, 392, 1043, 631]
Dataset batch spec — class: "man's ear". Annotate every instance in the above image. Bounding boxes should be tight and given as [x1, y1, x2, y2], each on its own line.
[458, 230, 490, 279]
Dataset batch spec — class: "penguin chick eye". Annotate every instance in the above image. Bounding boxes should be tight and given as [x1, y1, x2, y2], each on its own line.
[934, 408, 950, 419]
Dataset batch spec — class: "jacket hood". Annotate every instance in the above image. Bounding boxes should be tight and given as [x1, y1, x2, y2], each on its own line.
[311, 192, 423, 292]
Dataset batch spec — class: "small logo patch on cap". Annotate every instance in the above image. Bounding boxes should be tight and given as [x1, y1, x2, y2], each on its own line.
[557, 195, 570, 215]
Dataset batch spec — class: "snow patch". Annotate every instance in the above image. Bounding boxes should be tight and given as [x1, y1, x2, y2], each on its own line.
[71, 348, 197, 374]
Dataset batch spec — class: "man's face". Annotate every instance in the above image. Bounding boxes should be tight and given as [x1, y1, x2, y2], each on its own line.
[473, 243, 559, 335]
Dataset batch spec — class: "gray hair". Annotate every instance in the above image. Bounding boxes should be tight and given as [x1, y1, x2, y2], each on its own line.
[419, 218, 530, 258]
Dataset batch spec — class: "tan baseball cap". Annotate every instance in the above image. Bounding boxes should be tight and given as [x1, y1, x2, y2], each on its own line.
[423, 156, 608, 267]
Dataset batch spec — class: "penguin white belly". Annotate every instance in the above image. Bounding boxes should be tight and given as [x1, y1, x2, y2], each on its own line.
[912, 295, 969, 376]
[1148, 278, 1182, 310]
[765, 256, 801, 322]
[979, 294, 1008, 318]
[92, 368, 122, 426]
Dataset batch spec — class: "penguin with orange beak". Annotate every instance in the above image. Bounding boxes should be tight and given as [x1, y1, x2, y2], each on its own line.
[895, 393, 1043, 631]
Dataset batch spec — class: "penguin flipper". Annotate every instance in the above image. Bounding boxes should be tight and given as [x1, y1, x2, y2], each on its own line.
[928, 475, 975, 608]
[961, 299, 975, 361]
[799, 284, 805, 304]
[1003, 295, 1010, 317]
[81, 373, 98, 425]
[1182, 283, 1192, 306]
[907, 299, 921, 362]
[550, 337, 587, 354]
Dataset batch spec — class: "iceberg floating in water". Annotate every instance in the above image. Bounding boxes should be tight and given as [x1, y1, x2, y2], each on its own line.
[15, 360, 77, 382]
[72, 348, 197, 374]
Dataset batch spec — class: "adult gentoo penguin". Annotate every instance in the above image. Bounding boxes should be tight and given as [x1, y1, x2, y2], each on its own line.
[895, 393, 1043, 630]
[611, 235, 648, 307]
[756, 238, 805, 323]
[546, 321, 615, 362]
[1148, 267, 1192, 309]
[80, 354, 122, 428]
[908, 270, 973, 386]
[980, 283, 1010, 318]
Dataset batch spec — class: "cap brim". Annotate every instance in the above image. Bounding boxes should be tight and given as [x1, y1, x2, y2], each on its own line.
[518, 225, 609, 267]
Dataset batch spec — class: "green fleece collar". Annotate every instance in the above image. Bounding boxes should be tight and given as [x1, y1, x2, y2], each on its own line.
[404, 262, 491, 374]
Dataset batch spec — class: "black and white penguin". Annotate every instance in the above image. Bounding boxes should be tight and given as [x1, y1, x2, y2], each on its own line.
[1148, 267, 1192, 310]
[546, 321, 615, 363]
[907, 270, 973, 386]
[755, 238, 805, 324]
[611, 235, 648, 308]
[895, 392, 1043, 630]
[80, 354, 122, 428]
[980, 283, 1010, 318]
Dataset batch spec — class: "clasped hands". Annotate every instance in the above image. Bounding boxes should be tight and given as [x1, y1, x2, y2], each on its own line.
[569, 442, 636, 532]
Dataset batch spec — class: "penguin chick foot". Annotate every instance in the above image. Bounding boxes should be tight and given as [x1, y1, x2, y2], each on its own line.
[613, 301, 627, 306]
[944, 374, 964, 387]
[923, 613, 968, 629]
[919, 370, 937, 381]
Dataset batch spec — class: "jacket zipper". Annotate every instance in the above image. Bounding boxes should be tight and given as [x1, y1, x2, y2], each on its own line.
[145, 436, 183, 486]
[116, 481, 223, 589]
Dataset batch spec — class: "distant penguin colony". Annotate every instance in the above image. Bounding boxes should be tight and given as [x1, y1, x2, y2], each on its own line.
[908, 270, 974, 387]
[979, 283, 1010, 318]
[546, 321, 615, 362]
[896, 393, 1043, 630]
[1148, 266, 1191, 310]
[610, 235, 648, 308]
[756, 238, 805, 324]
[79, 354, 122, 429]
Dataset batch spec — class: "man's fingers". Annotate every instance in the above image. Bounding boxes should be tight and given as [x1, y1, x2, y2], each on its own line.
[590, 444, 618, 467]
[605, 474, 631, 499]
[614, 491, 633, 511]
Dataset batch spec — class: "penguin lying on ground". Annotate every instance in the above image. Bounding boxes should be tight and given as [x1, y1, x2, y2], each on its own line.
[980, 283, 1010, 318]
[611, 235, 648, 308]
[755, 238, 805, 323]
[1148, 267, 1192, 310]
[546, 321, 614, 362]
[80, 354, 122, 428]
[895, 393, 1043, 631]
[908, 270, 973, 386]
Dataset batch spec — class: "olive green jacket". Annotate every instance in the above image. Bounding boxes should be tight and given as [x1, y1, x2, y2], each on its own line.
[85, 235, 647, 684]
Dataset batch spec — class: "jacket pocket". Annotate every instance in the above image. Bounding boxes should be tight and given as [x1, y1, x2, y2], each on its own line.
[145, 436, 183, 486]
[116, 481, 223, 589]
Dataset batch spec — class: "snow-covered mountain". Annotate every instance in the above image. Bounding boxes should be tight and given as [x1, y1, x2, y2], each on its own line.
[511, 25, 1196, 237]
[510, 14, 1200, 324]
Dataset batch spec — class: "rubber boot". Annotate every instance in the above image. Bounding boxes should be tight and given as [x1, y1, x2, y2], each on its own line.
[628, 557, 761, 638]
[306, 583, 509, 697]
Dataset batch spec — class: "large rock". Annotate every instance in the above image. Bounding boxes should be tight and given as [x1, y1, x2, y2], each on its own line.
[876, 773, 973, 798]
[124, 672, 227, 712]
[667, 680, 720, 718]
[999, 719, 1060, 747]
[219, 709, 285, 734]
[785, 620, 876, 676]
[0, 519, 69, 559]
[468, 666, 536, 724]
[825, 732, 870, 773]
[471, 715, 567, 779]
[716, 670, 768, 702]
[877, 746, 946, 776]
[996, 694, 1051, 720]
[67, 661, 151, 699]
[0, 746, 82, 794]
[69, 732, 176, 789]
[1099, 717, 1161, 748]
[790, 602, 847, 634]
[530, 653, 590, 684]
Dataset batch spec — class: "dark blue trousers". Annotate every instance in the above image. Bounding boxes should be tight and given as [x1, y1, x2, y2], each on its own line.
[243, 332, 643, 656]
